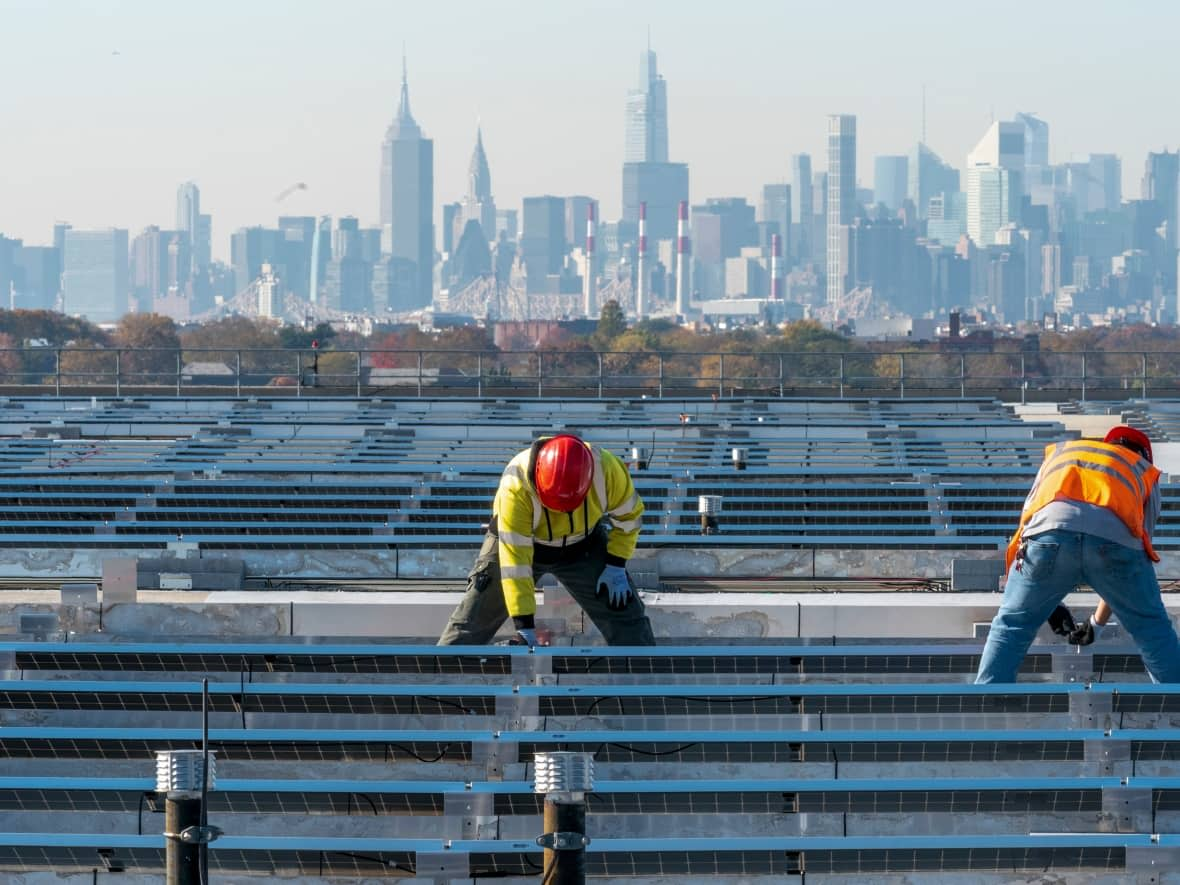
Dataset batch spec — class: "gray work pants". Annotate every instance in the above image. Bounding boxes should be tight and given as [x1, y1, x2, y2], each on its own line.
[437, 528, 656, 646]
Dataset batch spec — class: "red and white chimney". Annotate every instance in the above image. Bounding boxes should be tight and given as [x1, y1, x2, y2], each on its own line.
[636, 201, 648, 320]
[675, 200, 691, 318]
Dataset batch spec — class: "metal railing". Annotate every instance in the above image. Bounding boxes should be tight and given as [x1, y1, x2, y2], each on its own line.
[1, 347, 1179, 400]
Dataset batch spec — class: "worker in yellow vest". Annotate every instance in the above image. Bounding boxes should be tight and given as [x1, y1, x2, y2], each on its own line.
[437, 434, 656, 646]
[976, 426, 1180, 683]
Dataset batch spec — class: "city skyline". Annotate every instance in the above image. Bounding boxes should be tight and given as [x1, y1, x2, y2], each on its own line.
[4, 0, 1179, 259]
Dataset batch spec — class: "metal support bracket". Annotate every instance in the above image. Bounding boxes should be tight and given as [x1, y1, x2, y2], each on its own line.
[1051, 650, 1097, 683]
[416, 849, 470, 880]
[472, 735, 513, 781]
[1125, 844, 1180, 883]
[1101, 785, 1152, 833]
[164, 824, 223, 844]
[536, 831, 591, 850]
[1085, 737, 1132, 777]
[1070, 686, 1113, 729]
[444, 792, 498, 840]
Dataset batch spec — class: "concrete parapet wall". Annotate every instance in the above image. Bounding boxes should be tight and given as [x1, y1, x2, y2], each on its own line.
[2, 588, 1172, 643]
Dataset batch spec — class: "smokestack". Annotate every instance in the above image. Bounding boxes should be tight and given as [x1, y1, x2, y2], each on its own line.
[636, 202, 648, 320]
[770, 233, 782, 300]
[583, 203, 596, 319]
[675, 200, 691, 318]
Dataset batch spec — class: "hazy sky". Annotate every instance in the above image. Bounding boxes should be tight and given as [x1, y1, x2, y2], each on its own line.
[3, 0, 1178, 260]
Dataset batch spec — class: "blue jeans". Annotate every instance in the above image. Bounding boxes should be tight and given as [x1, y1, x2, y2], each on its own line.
[976, 529, 1180, 683]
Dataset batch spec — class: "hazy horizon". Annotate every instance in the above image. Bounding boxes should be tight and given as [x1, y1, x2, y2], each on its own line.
[3, 0, 1178, 260]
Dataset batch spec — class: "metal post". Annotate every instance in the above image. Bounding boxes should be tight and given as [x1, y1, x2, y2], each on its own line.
[534, 753, 592, 885]
[296, 352, 302, 398]
[157, 749, 218, 885]
[164, 792, 202, 885]
[960, 354, 966, 399]
[356, 350, 362, 398]
[1081, 352, 1087, 402]
[537, 352, 543, 398]
[839, 353, 846, 399]
[1142, 352, 1148, 400]
[54, 348, 61, 398]
[477, 353, 483, 398]
[115, 350, 121, 398]
[234, 352, 241, 399]
[898, 352, 905, 399]
[778, 354, 784, 398]
[1020, 353, 1027, 405]
[658, 355, 664, 398]
[176, 350, 182, 397]
[417, 351, 423, 398]
[597, 352, 603, 399]
[718, 354, 725, 399]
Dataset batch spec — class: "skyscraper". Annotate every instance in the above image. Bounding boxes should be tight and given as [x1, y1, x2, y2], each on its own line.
[176, 182, 209, 275]
[1015, 112, 1049, 168]
[463, 127, 496, 239]
[873, 156, 909, 212]
[1142, 150, 1178, 256]
[1087, 154, 1122, 214]
[760, 184, 791, 267]
[791, 154, 812, 262]
[966, 121, 1024, 247]
[61, 229, 128, 322]
[907, 143, 960, 219]
[621, 45, 686, 241]
[826, 114, 856, 306]
[520, 196, 567, 293]
[379, 57, 434, 309]
[624, 45, 668, 164]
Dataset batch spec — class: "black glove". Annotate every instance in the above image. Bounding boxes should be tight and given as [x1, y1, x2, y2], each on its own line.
[1047, 605, 1078, 637]
[1068, 619, 1097, 646]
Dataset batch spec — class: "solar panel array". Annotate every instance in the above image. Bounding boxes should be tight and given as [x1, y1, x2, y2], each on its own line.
[0, 395, 1173, 553]
[0, 641, 1175, 881]
[0, 395, 1175, 879]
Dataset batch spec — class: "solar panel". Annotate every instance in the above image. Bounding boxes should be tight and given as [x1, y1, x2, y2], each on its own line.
[1, 641, 1092, 678]
[0, 833, 1150, 877]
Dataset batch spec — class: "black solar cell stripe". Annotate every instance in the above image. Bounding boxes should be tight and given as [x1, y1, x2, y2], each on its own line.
[794, 789, 1104, 814]
[793, 847, 1123, 875]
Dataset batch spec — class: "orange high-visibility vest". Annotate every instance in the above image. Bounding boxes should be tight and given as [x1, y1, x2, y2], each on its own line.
[1005, 439, 1160, 570]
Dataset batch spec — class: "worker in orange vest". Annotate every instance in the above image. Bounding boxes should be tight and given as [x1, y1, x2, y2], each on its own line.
[976, 425, 1180, 683]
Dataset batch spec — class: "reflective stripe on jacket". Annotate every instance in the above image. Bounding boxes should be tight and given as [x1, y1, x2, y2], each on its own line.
[1005, 439, 1161, 569]
[493, 443, 644, 617]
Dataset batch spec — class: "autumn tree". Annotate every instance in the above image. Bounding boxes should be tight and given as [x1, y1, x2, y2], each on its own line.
[0, 332, 23, 384]
[593, 299, 627, 348]
[114, 314, 182, 383]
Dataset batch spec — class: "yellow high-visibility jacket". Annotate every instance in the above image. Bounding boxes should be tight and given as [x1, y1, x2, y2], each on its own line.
[493, 442, 644, 617]
[1005, 439, 1160, 570]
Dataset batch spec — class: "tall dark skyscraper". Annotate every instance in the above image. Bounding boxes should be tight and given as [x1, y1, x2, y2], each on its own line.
[621, 46, 687, 242]
[826, 114, 856, 306]
[62, 228, 128, 322]
[521, 196, 567, 293]
[379, 58, 434, 310]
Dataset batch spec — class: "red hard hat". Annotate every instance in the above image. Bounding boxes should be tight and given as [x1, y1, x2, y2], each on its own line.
[1104, 425, 1153, 463]
[534, 434, 594, 512]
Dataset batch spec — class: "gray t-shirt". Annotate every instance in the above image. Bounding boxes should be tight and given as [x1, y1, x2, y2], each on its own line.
[1023, 484, 1160, 548]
